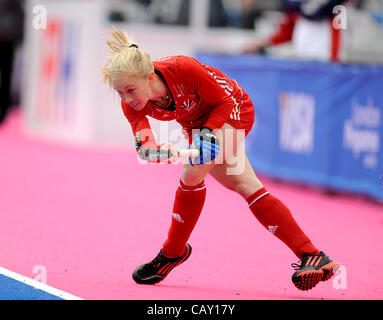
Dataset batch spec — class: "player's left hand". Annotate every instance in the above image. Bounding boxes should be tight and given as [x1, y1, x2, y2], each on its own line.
[135, 132, 178, 164]
[192, 127, 220, 165]
[143, 143, 179, 164]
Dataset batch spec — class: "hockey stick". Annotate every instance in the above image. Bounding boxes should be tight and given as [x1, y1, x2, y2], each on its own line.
[138, 147, 200, 161]
[135, 133, 199, 161]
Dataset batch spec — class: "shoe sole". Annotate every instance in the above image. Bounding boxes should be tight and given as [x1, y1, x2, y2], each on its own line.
[132, 244, 192, 285]
[320, 261, 340, 281]
[292, 261, 340, 291]
[292, 270, 323, 291]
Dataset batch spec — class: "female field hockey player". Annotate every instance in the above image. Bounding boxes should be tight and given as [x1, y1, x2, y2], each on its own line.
[102, 28, 339, 291]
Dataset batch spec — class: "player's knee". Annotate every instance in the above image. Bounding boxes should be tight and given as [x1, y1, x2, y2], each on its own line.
[181, 162, 212, 187]
[181, 173, 204, 187]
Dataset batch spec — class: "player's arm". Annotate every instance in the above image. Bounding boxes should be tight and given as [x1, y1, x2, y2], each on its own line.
[179, 57, 236, 132]
[122, 100, 160, 161]
[122, 101, 199, 162]
[268, 12, 298, 45]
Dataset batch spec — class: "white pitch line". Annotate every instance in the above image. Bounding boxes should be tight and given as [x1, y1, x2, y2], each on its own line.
[0, 266, 83, 300]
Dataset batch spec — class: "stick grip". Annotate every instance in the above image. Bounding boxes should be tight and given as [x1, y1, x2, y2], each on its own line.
[138, 147, 200, 160]
[177, 148, 200, 158]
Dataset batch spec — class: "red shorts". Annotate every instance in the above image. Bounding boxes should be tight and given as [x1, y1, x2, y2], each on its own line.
[183, 96, 255, 144]
[224, 97, 255, 137]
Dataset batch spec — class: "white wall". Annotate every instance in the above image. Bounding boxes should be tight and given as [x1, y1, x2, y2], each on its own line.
[22, 0, 383, 148]
[22, 0, 253, 148]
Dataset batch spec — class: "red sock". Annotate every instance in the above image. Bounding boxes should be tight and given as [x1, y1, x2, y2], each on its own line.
[247, 188, 320, 259]
[162, 180, 206, 258]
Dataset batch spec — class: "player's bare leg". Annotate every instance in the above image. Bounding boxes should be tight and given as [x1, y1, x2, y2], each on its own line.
[209, 140, 264, 199]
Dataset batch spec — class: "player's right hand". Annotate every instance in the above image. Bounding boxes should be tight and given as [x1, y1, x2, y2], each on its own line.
[192, 127, 220, 165]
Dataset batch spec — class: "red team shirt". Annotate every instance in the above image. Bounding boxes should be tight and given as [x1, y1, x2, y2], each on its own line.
[121, 55, 254, 145]
[269, 12, 341, 62]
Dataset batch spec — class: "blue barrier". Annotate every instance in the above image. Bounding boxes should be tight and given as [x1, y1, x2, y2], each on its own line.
[196, 52, 383, 202]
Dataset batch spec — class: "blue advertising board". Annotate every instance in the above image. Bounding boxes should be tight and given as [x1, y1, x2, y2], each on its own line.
[196, 52, 383, 202]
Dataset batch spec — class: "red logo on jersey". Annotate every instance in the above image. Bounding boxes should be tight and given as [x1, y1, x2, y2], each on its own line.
[181, 98, 198, 112]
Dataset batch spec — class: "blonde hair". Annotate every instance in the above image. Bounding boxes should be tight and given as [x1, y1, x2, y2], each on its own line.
[102, 27, 154, 87]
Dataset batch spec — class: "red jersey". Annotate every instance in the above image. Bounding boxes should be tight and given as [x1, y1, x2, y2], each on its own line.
[121, 55, 254, 144]
[269, 12, 341, 62]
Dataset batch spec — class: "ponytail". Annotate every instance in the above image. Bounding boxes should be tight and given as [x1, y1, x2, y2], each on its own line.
[102, 27, 154, 87]
[105, 27, 139, 54]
